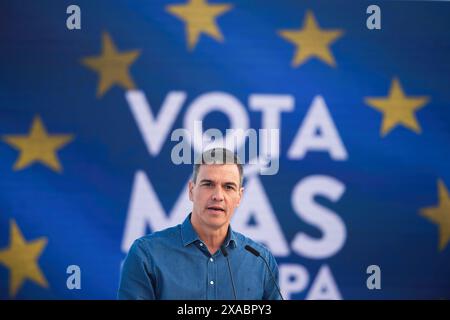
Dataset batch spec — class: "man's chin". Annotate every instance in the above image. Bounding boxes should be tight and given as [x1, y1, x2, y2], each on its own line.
[203, 213, 228, 228]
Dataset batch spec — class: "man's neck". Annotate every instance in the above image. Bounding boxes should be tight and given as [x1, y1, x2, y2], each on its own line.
[191, 214, 229, 255]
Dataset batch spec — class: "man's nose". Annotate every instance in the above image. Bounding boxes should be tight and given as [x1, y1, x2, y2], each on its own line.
[212, 186, 224, 201]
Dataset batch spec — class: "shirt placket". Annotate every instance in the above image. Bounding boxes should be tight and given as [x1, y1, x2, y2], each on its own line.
[206, 248, 217, 299]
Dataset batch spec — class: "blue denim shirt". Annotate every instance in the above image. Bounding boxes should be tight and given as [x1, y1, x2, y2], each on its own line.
[118, 213, 281, 300]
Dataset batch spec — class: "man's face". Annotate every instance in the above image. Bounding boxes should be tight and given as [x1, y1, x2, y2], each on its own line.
[189, 164, 243, 231]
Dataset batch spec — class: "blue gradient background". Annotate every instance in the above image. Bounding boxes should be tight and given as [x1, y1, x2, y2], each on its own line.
[0, 0, 449, 299]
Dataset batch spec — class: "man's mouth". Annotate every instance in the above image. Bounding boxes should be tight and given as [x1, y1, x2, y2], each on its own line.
[207, 206, 225, 213]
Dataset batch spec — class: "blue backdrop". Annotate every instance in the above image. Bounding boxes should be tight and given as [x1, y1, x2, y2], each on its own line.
[0, 0, 449, 299]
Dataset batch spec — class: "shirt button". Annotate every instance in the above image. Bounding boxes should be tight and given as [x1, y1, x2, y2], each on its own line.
[210, 281, 214, 285]
[210, 258, 214, 262]
[199, 243, 203, 247]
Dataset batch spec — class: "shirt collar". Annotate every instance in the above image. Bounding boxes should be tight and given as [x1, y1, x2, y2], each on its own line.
[181, 213, 238, 249]
[224, 225, 238, 249]
[181, 213, 200, 246]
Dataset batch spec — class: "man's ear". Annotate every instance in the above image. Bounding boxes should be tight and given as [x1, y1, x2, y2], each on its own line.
[188, 181, 194, 201]
[237, 187, 244, 206]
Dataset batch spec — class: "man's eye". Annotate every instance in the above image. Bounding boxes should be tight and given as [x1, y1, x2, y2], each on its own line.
[226, 185, 234, 190]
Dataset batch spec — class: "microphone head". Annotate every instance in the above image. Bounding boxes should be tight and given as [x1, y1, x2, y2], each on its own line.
[220, 245, 229, 257]
[244, 245, 260, 257]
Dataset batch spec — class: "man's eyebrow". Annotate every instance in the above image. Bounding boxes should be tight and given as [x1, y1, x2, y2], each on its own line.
[198, 179, 238, 187]
[199, 179, 214, 184]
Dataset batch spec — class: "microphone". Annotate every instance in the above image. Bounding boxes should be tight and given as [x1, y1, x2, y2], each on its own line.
[244, 245, 284, 300]
[220, 245, 237, 300]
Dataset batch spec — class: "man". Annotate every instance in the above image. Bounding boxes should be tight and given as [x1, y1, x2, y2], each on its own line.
[118, 148, 281, 299]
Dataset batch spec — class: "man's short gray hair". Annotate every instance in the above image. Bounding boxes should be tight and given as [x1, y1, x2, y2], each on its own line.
[192, 148, 244, 187]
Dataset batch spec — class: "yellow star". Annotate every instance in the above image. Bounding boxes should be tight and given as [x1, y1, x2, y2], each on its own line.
[420, 179, 450, 251]
[3, 115, 73, 172]
[166, 0, 232, 50]
[365, 78, 430, 137]
[81, 32, 140, 97]
[0, 220, 48, 298]
[278, 10, 343, 67]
